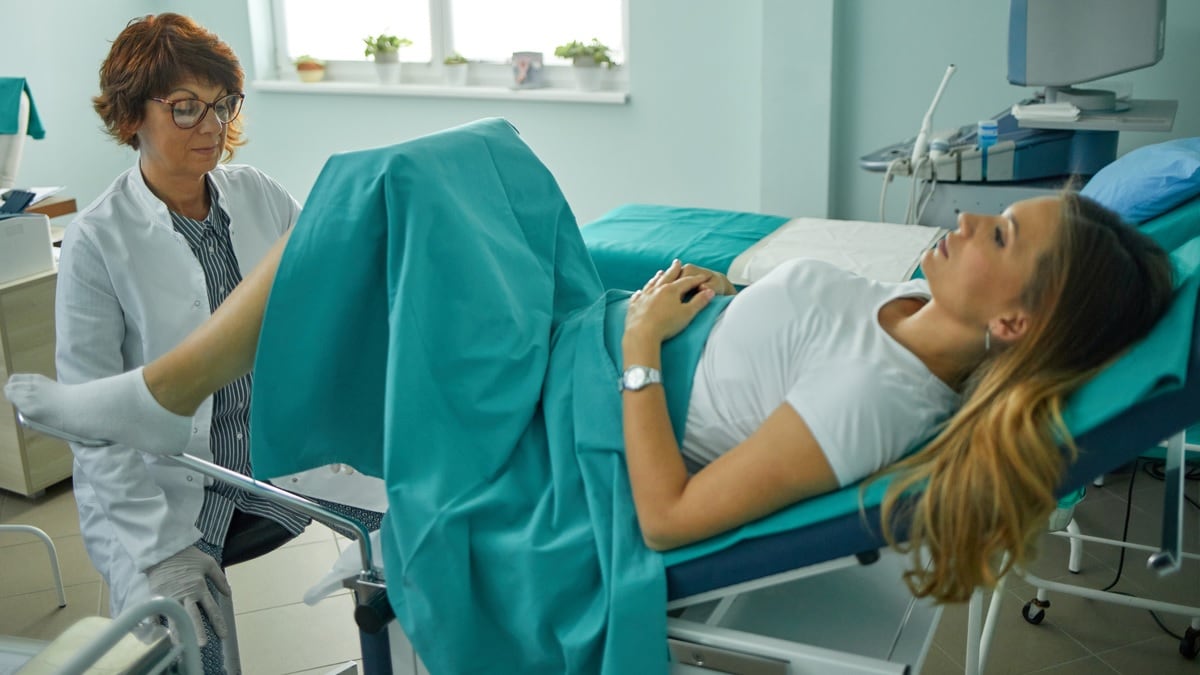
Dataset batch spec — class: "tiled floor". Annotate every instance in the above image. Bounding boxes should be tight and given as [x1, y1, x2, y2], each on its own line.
[0, 479, 362, 674]
[924, 461, 1200, 675]
[0, 460, 1196, 674]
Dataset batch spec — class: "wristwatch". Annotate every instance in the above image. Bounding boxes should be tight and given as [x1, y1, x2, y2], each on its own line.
[619, 365, 662, 392]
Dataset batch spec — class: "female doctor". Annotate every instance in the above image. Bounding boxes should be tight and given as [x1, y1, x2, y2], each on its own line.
[56, 14, 382, 673]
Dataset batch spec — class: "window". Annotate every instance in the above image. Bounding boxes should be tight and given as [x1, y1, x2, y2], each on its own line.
[282, 0, 432, 62]
[270, 0, 626, 88]
[448, 0, 623, 65]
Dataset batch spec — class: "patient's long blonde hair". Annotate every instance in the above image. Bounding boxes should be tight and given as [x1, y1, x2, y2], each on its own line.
[879, 192, 1174, 603]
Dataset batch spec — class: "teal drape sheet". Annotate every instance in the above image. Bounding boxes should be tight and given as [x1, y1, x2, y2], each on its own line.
[0, 78, 45, 138]
[249, 118, 728, 673]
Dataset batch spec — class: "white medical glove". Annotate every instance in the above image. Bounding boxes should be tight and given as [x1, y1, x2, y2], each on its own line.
[146, 546, 232, 647]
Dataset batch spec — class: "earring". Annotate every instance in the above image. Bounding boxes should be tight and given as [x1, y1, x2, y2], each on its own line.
[984, 327, 992, 352]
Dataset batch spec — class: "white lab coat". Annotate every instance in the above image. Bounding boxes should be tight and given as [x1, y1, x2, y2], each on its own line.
[56, 161, 298, 613]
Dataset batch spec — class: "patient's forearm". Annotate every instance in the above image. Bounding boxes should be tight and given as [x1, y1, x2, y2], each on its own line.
[621, 335, 690, 549]
[147, 231, 290, 415]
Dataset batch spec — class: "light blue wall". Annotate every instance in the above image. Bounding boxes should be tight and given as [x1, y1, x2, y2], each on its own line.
[8, 0, 798, 225]
[831, 0, 1200, 222]
[5, 1, 1198, 226]
[6, 0, 157, 205]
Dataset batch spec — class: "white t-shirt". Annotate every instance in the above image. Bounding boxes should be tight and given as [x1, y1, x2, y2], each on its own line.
[682, 259, 959, 486]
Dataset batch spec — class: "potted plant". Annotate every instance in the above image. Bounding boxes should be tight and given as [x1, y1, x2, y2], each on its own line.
[363, 33, 412, 84]
[293, 55, 326, 83]
[553, 39, 614, 91]
[443, 52, 469, 87]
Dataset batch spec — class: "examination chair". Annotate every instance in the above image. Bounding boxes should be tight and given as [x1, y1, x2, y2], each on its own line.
[583, 191, 1200, 674]
[20, 123, 1200, 674]
[157, 268, 1200, 675]
[146, 192, 1200, 675]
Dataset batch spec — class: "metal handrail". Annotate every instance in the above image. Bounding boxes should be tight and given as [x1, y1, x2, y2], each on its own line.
[55, 597, 202, 674]
[168, 453, 377, 581]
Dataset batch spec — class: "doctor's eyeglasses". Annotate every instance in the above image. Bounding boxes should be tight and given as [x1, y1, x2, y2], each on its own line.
[148, 93, 245, 130]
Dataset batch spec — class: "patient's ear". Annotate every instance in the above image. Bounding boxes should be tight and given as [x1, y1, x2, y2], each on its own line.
[989, 311, 1031, 344]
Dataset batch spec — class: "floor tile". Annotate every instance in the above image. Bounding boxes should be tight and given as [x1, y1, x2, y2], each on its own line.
[234, 595, 361, 675]
[282, 523, 337, 549]
[1066, 490, 1141, 544]
[226, 540, 347, 614]
[917, 643, 962, 675]
[1097, 634, 1200, 675]
[1027, 655, 1120, 674]
[933, 586, 1090, 675]
[286, 660, 361, 675]
[99, 582, 111, 618]
[0, 582, 102, 641]
[0, 535, 100, 597]
[1024, 534, 1120, 584]
[1118, 499, 1198, 553]
[0, 481, 80, 541]
[1007, 576, 1167, 654]
[1118, 551, 1200, 599]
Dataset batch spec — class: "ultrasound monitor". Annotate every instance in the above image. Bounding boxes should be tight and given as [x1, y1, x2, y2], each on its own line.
[1008, 0, 1165, 90]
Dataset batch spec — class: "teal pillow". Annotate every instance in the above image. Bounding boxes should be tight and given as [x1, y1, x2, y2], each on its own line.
[1082, 138, 1200, 224]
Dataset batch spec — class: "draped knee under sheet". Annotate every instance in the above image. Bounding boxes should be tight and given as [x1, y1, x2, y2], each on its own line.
[249, 118, 731, 673]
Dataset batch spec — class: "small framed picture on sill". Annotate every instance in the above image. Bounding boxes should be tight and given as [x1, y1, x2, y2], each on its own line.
[511, 51, 546, 89]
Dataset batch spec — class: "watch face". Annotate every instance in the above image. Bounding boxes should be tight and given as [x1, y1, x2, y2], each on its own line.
[621, 366, 660, 391]
[626, 368, 649, 390]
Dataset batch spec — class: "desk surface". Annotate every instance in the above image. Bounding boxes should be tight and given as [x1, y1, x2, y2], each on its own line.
[26, 195, 77, 220]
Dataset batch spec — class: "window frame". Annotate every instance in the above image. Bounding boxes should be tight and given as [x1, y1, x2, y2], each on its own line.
[264, 0, 630, 93]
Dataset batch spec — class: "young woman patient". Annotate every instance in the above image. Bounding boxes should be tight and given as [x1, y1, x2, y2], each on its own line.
[5, 192, 1173, 603]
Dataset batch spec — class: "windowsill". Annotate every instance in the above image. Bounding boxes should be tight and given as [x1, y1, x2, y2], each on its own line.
[252, 79, 629, 104]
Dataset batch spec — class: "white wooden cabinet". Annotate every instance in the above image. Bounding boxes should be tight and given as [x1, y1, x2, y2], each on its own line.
[0, 269, 72, 496]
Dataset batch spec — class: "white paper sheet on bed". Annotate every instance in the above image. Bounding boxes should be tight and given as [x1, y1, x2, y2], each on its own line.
[726, 218, 947, 284]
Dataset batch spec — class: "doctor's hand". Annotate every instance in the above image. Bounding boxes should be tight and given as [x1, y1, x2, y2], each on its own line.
[625, 259, 716, 345]
[146, 546, 232, 647]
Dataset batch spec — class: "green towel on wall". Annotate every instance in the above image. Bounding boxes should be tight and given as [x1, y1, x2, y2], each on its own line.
[250, 118, 727, 674]
[0, 78, 45, 138]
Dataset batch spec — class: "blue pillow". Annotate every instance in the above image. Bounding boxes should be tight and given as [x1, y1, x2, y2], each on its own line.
[1082, 137, 1200, 224]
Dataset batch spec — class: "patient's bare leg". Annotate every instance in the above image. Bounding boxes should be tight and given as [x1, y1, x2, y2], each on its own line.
[3, 232, 290, 454]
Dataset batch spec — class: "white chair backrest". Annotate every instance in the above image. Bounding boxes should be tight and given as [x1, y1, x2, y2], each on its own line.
[0, 88, 30, 190]
[0, 213, 54, 284]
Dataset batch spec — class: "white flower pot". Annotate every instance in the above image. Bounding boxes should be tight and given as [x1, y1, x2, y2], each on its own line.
[374, 51, 401, 84]
[375, 61, 401, 85]
[445, 64, 469, 87]
[572, 64, 603, 91]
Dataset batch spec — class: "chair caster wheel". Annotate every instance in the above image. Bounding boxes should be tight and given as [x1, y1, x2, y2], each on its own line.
[1022, 600, 1046, 625]
[1180, 627, 1198, 660]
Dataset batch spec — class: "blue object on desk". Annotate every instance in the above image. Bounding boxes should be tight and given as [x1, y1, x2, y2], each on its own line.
[0, 189, 34, 213]
[0, 78, 45, 139]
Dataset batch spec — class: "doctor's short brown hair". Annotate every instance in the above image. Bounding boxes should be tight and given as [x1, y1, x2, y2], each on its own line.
[93, 13, 245, 160]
